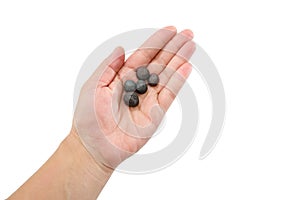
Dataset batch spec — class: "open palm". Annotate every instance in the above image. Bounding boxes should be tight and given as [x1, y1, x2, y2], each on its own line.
[74, 26, 195, 168]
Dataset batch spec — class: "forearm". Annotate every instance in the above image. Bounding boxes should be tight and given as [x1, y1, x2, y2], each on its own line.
[8, 129, 113, 200]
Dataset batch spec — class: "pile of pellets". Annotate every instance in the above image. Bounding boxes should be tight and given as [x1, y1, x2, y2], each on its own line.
[123, 66, 159, 107]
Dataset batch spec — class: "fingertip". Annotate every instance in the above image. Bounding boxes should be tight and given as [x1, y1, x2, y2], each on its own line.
[163, 26, 177, 32]
[179, 63, 192, 78]
[114, 46, 125, 53]
[113, 46, 125, 57]
[106, 46, 125, 73]
[109, 46, 125, 65]
[181, 29, 194, 39]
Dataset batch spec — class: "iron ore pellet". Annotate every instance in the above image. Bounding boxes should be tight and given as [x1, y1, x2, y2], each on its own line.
[124, 80, 137, 92]
[136, 80, 148, 94]
[123, 92, 139, 107]
[136, 66, 150, 80]
[148, 73, 159, 86]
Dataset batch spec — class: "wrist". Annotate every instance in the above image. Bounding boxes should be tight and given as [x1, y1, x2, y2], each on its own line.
[65, 127, 114, 182]
[53, 127, 115, 198]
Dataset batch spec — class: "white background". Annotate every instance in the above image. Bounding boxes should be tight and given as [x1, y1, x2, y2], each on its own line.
[1, 0, 300, 199]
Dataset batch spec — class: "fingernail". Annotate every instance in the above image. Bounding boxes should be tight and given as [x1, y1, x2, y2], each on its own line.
[112, 46, 124, 56]
[181, 29, 194, 38]
[164, 26, 177, 32]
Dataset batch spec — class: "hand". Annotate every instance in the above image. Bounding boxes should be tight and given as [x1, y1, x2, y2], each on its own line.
[73, 26, 195, 169]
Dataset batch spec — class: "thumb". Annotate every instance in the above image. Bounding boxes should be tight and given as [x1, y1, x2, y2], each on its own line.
[87, 47, 125, 87]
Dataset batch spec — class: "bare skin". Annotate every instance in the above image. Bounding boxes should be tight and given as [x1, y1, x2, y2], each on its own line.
[8, 26, 195, 199]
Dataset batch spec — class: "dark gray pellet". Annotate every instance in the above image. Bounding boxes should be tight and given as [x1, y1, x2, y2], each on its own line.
[123, 92, 139, 107]
[148, 73, 159, 86]
[124, 80, 137, 92]
[136, 66, 150, 80]
[136, 80, 148, 94]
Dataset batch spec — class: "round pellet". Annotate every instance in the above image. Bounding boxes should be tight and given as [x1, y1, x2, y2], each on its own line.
[124, 80, 137, 92]
[136, 66, 150, 80]
[136, 80, 148, 94]
[148, 73, 159, 86]
[123, 92, 139, 107]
